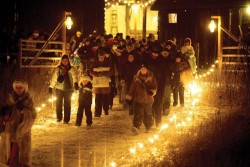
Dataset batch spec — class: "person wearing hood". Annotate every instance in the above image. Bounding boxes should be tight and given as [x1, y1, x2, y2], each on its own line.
[181, 38, 197, 75]
[126, 65, 157, 135]
[49, 54, 78, 124]
[0, 79, 36, 167]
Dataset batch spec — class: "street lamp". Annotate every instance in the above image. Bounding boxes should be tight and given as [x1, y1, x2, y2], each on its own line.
[62, 11, 72, 54]
[209, 16, 222, 73]
[65, 16, 73, 30]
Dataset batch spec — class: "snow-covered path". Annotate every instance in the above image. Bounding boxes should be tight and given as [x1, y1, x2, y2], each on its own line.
[31, 91, 218, 167]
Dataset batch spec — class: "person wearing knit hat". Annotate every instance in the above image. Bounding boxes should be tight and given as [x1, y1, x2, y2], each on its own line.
[125, 63, 157, 135]
[49, 54, 78, 124]
[2, 79, 36, 166]
[89, 48, 113, 117]
[75, 75, 93, 127]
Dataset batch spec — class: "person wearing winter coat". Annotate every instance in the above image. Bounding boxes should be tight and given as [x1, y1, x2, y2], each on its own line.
[77, 38, 93, 74]
[170, 52, 191, 107]
[49, 54, 78, 123]
[75, 75, 93, 127]
[0, 80, 36, 167]
[162, 41, 178, 116]
[120, 54, 141, 114]
[103, 47, 117, 110]
[69, 31, 83, 55]
[144, 42, 165, 127]
[126, 65, 157, 135]
[181, 38, 197, 75]
[89, 49, 113, 117]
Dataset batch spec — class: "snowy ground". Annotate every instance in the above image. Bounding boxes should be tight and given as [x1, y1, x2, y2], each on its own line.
[31, 90, 217, 167]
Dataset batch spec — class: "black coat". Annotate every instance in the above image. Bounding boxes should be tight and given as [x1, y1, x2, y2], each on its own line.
[144, 54, 165, 89]
[78, 82, 92, 104]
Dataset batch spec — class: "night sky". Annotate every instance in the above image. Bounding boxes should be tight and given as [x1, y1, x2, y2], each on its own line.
[0, 0, 104, 38]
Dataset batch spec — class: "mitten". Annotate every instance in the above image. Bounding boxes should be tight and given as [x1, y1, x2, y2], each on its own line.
[49, 87, 53, 95]
[74, 82, 79, 90]
[125, 99, 132, 106]
[57, 75, 65, 83]
[16, 101, 24, 111]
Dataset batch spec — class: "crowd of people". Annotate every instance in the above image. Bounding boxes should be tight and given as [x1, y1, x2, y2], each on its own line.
[0, 30, 197, 166]
[48, 31, 197, 134]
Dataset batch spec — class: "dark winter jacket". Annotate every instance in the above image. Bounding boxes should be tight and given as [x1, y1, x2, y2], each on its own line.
[77, 44, 93, 63]
[170, 57, 191, 86]
[144, 53, 165, 89]
[121, 60, 141, 89]
[78, 82, 92, 104]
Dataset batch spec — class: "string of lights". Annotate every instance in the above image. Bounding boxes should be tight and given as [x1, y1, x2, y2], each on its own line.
[104, 0, 155, 9]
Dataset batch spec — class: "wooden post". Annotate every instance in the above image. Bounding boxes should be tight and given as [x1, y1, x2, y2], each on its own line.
[142, 6, 147, 40]
[211, 16, 222, 73]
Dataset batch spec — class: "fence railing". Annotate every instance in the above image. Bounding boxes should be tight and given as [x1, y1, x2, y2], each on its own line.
[19, 39, 64, 68]
[222, 46, 250, 72]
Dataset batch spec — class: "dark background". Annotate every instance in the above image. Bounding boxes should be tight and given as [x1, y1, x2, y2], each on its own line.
[0, 0, 105, 38]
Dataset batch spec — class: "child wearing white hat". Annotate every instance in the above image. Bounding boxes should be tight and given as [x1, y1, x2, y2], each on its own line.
[75, 75, 93, 127]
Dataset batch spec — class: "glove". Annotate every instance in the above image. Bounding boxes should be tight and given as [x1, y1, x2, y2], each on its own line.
[125, 99, 132, 106]
[49, 87, 53, 95]
[74, 82, 79, 90]
[57, 75, 65, 83]
[147, 90, 154, 96]
[16, 101, 24, 111]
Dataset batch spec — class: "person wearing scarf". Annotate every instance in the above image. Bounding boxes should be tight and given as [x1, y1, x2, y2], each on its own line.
[1, 80, 36, 167]
[49, 55, 78, 124]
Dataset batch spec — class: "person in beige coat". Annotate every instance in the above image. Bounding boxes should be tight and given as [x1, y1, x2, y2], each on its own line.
[49, 55, 78, 123]
[1, 80, 36, 167]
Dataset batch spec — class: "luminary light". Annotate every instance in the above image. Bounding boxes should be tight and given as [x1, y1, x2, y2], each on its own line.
[137, 142, 144, 149]
[110, 161, 116, 167]
[129, 148, 136, 154]
[36, 107, 41, 111]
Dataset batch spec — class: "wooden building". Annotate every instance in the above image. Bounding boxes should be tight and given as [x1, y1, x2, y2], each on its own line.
[151, 0, 250, 67]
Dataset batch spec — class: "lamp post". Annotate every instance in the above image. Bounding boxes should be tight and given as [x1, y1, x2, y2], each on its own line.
[209, 16, 222, 73]
[63, 11, 73, 55]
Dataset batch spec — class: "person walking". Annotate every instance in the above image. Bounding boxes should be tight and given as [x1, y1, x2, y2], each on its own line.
[75, 75, 93, 127]
[144, 42, 165, 127]
[1, 80, 36, 167]
[126, 65, 157, 135]
[90, 49, 113, 117]
[49, 54, 78, 123]
[170, 52, 191, 107]
[181, 38, 197, 75]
